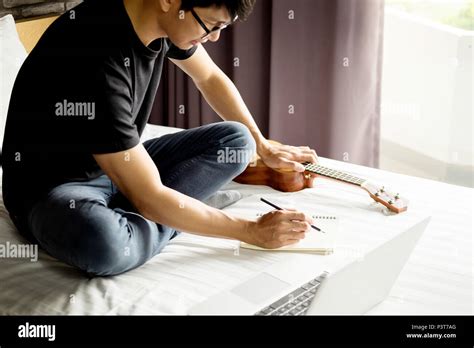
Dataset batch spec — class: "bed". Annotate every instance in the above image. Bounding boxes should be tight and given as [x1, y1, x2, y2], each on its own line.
[0, 14, 472, 315]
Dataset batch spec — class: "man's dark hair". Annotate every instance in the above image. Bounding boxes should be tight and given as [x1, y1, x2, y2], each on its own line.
[180, 0, 256, 21]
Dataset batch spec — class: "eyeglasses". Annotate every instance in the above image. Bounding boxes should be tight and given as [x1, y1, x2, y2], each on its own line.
[190, 8, 237, 40]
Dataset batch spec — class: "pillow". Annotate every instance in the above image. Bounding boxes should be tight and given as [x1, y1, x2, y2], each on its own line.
[0, 14, 27, 149]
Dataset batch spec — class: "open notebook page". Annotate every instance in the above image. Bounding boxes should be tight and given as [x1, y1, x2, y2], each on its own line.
[222, 194, 339, 254]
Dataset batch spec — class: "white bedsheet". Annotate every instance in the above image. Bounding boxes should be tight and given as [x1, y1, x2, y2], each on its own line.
[0, 124, 472, 315]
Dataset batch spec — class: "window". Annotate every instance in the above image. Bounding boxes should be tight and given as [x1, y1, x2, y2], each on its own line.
[386, 0, 473, 31]
[380, 0, 473, 188]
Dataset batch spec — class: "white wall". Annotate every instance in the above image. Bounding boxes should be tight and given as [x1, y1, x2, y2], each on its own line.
[381, 8, 473, 186]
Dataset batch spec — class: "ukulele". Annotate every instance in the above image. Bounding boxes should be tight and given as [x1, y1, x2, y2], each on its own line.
[234, 141, 408, 214]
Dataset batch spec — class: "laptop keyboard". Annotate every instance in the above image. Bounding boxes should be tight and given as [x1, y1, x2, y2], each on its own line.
[255, 272, 328, 316]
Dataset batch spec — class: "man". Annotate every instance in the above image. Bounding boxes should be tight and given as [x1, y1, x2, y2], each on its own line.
[2, 0, 318, 277]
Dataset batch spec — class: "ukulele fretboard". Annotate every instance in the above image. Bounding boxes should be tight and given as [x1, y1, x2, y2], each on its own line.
[303, 162, 365, 186]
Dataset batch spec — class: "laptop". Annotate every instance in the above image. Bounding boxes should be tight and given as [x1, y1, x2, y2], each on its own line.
[188, 217, 431, 315]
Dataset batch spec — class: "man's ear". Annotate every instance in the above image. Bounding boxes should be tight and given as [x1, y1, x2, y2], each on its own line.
[157, 0, 176, 13]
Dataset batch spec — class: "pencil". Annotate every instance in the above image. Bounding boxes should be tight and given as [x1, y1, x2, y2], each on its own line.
[260, 198, 325, 233]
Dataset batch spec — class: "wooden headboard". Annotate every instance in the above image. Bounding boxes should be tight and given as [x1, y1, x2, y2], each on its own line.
[15, 16, 58, 53]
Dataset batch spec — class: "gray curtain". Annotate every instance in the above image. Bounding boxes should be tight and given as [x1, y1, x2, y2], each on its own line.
[150, 0, 384, 168]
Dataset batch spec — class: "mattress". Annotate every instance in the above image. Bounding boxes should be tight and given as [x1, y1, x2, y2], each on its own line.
[0, 124, 472, 315]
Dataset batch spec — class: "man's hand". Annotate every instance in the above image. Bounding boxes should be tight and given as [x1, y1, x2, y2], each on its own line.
[245, 209, 315, 249]
[258, 140, 319, 173]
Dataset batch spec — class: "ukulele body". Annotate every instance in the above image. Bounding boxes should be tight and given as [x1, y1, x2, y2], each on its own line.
[234, 141, 316, 192]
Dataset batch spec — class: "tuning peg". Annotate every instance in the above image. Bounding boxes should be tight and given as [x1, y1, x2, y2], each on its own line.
[395, 193, 400, 200]
[380, 186, 385, 193]
[388, 200, 394, 205]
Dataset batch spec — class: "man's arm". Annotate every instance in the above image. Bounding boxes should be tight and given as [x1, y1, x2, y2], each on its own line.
[169, 44, 270, 155]
[93, 144, 251, 241]
[170, 44, 318, 170]
[94, 145, 312, 249]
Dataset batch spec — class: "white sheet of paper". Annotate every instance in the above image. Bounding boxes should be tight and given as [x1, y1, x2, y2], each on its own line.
[223, 194, 339, 253]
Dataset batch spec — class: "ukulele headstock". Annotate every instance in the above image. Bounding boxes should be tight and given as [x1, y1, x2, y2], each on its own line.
[361, 181, 408, 214]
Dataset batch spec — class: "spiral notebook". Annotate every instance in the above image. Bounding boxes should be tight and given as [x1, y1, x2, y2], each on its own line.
[222, 195, 339, 254]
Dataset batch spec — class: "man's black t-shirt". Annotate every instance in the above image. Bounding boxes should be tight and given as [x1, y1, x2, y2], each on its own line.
[1, 0, 197, 216]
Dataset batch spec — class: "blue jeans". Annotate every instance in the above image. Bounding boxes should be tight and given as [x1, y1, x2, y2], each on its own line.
[18, 122, 255, 277]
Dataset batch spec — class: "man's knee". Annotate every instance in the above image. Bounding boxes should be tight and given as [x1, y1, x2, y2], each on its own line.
[29, 186, 151, 277]
[82, 244, 125, 277]
[35, 204, 135, 277]
[70, 213, 131, 277]
[78, 210, 171, 277]
[219, 121, 256, 151]
[216, 122, 257, 172]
